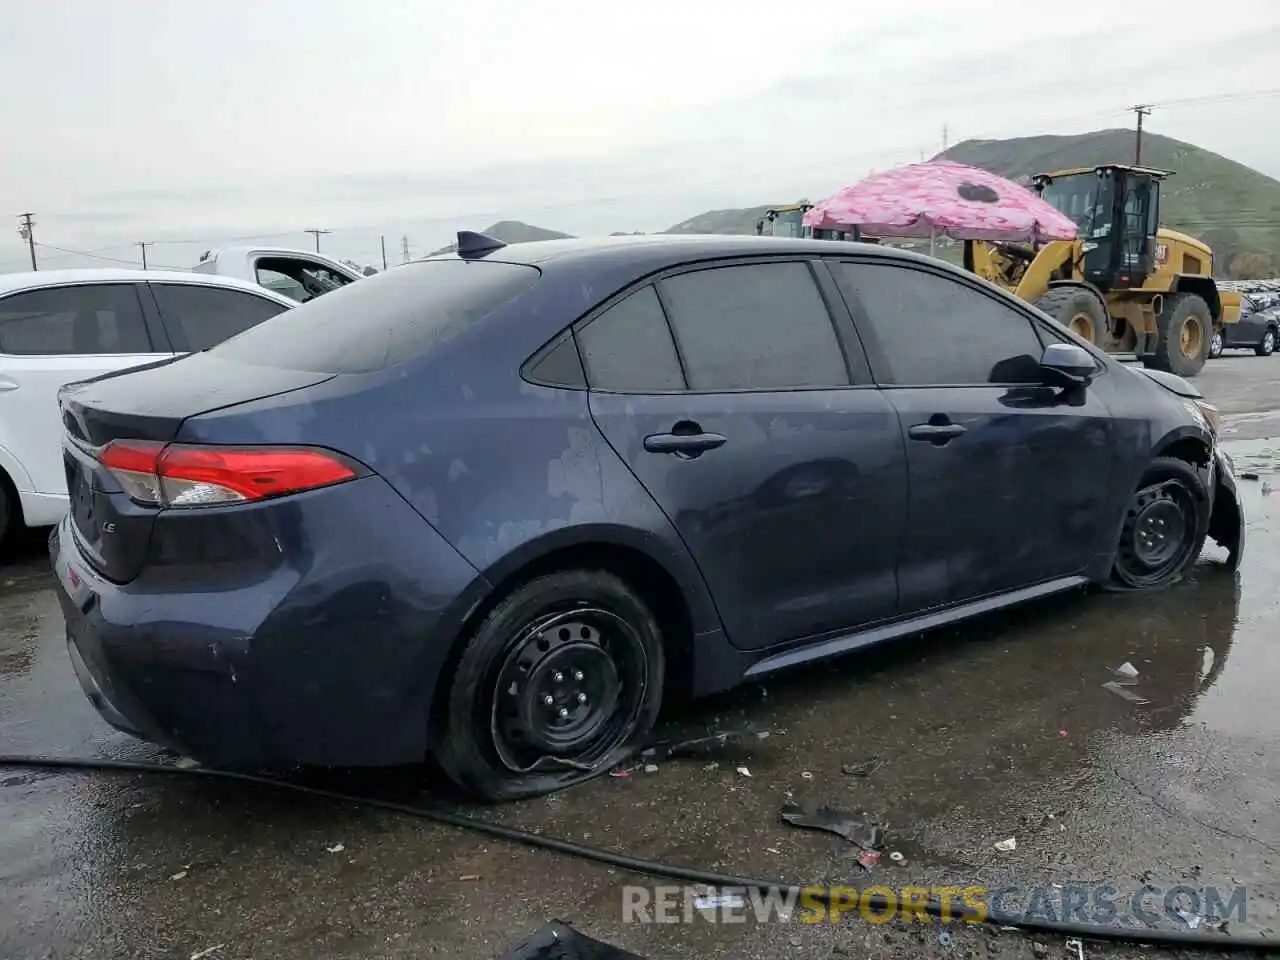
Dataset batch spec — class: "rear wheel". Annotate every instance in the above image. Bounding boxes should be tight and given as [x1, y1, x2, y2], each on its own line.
[1208, 327, 1224, 359]
[1032, 286, 1108, 346]
[436, 570, 664, 801]
[1110, 457, 1210, 590]
[1255, 326, 1276, 357]
[0, 470, 19, 549]
[1149, 293, 1211, 377]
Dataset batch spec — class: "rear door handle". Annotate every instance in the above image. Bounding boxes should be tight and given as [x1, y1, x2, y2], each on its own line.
[908, 423, 966, 444]
[644, 430, 727, 457]
[0, 375, 18, 393]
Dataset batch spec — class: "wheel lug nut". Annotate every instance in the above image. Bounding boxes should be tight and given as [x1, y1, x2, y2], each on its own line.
[558, 707, 569, 718]
[573, 670, 584, 681]
[577, 693, 587, 704]
[553, 671, 564, 683]
[543, 695, 554, 705]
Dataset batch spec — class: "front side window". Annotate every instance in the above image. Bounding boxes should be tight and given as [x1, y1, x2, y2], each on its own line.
[0, 284, 152, 356]
[833, 262, 1046, 386]
[657, 262, 849, 390]
[254, 257, 355, 303]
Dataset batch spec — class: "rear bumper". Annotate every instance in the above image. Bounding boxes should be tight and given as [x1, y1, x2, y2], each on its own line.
[50, 475, 484, 768]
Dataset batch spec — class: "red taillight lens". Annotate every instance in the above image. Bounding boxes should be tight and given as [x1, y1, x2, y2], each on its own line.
[98, 442, 360, 508]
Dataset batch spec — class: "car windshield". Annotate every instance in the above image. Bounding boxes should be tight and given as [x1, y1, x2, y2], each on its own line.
[209, 259, 540, 373]
[1039, 172, 1114, 239]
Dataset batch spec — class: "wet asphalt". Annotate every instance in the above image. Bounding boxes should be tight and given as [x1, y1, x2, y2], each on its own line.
[2, 356, 1280, 960]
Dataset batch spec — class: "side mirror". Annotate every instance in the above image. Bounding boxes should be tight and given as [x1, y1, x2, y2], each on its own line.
[1040, 342, 1095, 387]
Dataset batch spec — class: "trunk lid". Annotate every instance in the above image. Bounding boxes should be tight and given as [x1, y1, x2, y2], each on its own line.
[59, 352, 335, 583]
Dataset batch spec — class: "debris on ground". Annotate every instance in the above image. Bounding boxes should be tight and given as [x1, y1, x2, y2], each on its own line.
[1102, 681, 1150, 705]
[801, 771, 814, 781]
[1114, 661, 1140, 680]
[325, 843, 345, 854]
[169, 870, 188, 881]
[1264, 481, 1274, 496]
[939, 931, 953, 948]
[609, 767, 631, 778]
[637, 730, 749, 764]
[460, 874, 482, 882]
[841, 757, 884, 778]
[498, 921, 649, 959]
[857, 850, 881, 869]
[993, 837, 1017, 852]
[888, 851, 905, 863]
[642, 764, 658, 774]
[189, 946, 225, 960]
[1241, 471, 1260, 481]
[736, 766, 752, 778]
[780, 800, 885, 849]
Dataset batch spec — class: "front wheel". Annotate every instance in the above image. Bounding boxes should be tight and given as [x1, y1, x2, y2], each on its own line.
[1109, 457, 1211, 590]
[1149, 293, 1212, 377]
[436, 570, 665, 801]
[1256, 327, 1276, 357]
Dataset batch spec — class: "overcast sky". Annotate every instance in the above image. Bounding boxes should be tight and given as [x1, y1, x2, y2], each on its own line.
[2, 0, 1278, 271]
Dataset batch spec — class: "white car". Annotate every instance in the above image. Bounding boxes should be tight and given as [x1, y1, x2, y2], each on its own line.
[0, 269, 296, 543]
[191, 246, 366, 302]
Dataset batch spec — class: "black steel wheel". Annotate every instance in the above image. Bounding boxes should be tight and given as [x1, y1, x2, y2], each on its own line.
[436, 570, 664, 801]
[1110, 457, 1210, 590]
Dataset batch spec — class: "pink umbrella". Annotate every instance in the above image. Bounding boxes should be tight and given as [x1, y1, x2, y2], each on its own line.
[803, 160, 1078, 245]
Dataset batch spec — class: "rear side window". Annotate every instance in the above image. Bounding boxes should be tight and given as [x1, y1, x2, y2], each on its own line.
[210, 260, 539, 373]
[577, 285, 685, 391]
[0, 284, 152, 356]
[657, 262, 850, 390]
[151, 283, 290, 351]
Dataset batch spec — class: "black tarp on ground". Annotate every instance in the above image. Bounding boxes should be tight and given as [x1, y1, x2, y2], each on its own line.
[497, 921, 650, 959]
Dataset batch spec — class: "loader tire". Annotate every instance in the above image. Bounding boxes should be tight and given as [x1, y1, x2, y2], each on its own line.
[1148, 293, 1211, 377]
[1032, 287, 1107, 346]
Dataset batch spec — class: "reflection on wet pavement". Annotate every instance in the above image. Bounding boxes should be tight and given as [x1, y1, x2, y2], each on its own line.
[1, 440, 1278, 958]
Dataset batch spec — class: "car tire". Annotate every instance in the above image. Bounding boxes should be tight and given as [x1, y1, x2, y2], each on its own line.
[1256, 327, 1277, 357]
[0, 471, 18, 549]
[1031, 286, 1107, 346]
[1208, 328, 1224, 359]
[1109, 457, 1211, 591]
[436, 569, 665, 802]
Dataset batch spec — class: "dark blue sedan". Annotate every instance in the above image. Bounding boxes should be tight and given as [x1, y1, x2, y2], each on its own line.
[50, 233, 1245, 800]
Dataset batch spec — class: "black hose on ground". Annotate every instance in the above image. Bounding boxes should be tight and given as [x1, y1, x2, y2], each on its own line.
[1, 755, 1274, 952]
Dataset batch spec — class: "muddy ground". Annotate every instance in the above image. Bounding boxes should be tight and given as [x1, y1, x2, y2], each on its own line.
[2, 354, 1279, 959]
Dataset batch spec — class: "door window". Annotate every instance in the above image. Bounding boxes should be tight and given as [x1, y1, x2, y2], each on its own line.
[657, 261, 850, 390]
[150, 284, 291, 351]
[254, 257, 354, 303]
[0, 284, 152, 356]
[577, 285, 685, 391]
[833, 262, 1046, 386]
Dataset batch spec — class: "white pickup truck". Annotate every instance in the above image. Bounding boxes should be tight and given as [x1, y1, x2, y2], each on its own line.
[191, 245, 368, 303]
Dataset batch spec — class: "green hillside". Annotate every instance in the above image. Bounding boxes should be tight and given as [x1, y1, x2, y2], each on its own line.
[938, 129, 1280, 278]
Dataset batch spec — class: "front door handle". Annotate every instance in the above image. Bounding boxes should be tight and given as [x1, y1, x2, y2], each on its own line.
[0, 375, 18, 393]
[644, 423, 727, 457]
[908, 423, 966, 445]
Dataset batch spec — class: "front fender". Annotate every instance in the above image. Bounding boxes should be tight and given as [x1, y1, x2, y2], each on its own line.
[1208, 448, 1245, 569]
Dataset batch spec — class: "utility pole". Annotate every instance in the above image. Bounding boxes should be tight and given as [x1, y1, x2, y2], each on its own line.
[1130, 104, 1153, 165]
[304, 227, 330, 252]
[942, 123, 949, 153]
[17, 213, 37, 270]
[401, 235, 410, 263]
[380, 235, 388, 271]
[137, 241, 150, 269]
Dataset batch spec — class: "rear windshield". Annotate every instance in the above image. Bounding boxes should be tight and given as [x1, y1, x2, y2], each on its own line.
[209, 259, 540, 373]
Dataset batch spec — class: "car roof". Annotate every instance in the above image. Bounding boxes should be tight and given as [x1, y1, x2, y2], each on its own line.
[423, 232, 937, 273]
[0, 268, 297, 306]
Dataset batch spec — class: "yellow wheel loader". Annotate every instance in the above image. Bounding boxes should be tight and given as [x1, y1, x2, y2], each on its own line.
[969, 164, 1240, 377]
[756, 202, 866, 241]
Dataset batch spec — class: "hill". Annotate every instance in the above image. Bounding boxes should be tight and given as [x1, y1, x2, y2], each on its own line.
[663, 205, 776, 236]
[428, 220, 573, 256]
[937, 129, 1280, 278]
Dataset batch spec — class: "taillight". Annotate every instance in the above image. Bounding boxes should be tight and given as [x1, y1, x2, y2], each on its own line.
[98, 442, 362, 508]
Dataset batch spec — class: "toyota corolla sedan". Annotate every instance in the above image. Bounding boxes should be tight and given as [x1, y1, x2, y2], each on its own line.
[50, 233, 1244, 801]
